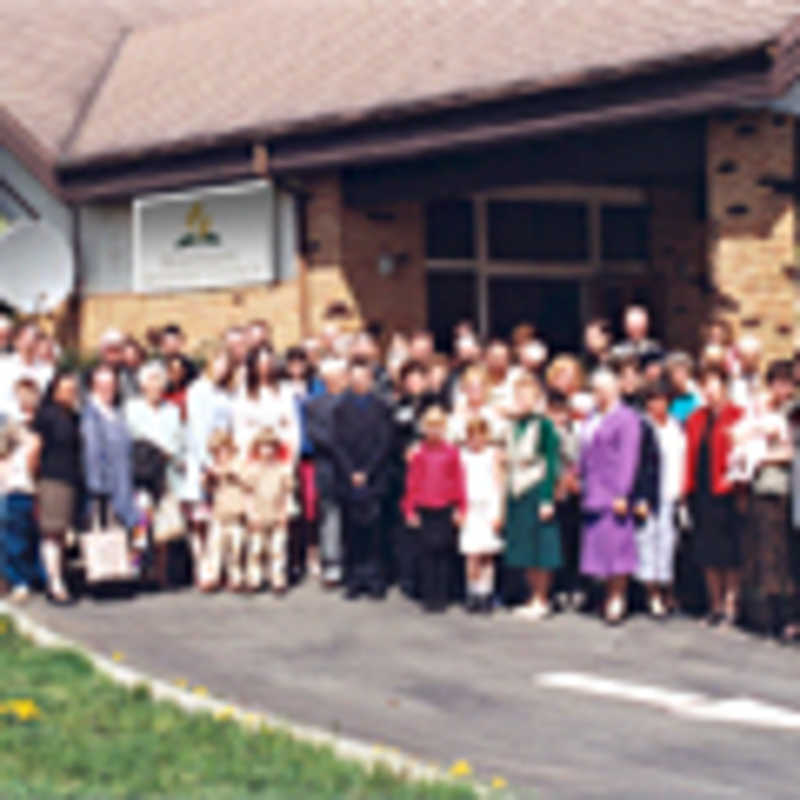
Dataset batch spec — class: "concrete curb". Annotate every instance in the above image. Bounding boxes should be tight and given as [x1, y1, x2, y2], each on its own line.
[0, 600, 491, 794]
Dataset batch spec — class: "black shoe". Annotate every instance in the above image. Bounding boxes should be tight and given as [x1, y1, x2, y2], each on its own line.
[704, 611, 724, 627]
[344, 585, 362, 601]
[368, 585, 386, 601]
[480, 595, 494, 615]
[465, 595, 480, 613]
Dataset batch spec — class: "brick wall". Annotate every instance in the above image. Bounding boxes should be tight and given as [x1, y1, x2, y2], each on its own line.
[707, 110, 796, 360]
[78, 171, 427, 352]
[79, 281, 301, 352]
[650, 184, 709, 353]
[304, 173, 426, 340]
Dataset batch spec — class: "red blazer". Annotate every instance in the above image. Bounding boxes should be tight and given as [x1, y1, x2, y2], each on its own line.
[683, 403, 744, 497]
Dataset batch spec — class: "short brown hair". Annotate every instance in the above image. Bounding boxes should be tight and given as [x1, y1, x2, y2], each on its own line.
[699, 362, 728, 384]
[511, 323, 536, 348]
[465, 416, 489, 439]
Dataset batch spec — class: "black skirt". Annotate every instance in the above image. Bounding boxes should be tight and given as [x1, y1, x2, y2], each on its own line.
[692, 491, 743, 568]
[690, 417, 742, 569]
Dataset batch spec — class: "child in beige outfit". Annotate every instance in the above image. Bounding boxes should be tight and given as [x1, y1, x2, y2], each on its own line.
[202, 430, 247, 591]
[241, 428, 294, 593]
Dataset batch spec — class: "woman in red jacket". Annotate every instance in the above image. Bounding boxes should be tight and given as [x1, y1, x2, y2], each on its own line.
[684, 364, 745, 626]
[404, 405, 466, 613]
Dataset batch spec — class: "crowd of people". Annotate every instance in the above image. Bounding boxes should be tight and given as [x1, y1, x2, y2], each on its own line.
[0, 304, 799, 639]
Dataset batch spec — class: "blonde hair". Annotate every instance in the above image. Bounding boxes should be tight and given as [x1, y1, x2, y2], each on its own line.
[207, 428, 237, 457]
[461, 365, 487, 389]
[420, 405, 448, 433]
[545, 354, 585, 392]
[513, 371, 541, 394]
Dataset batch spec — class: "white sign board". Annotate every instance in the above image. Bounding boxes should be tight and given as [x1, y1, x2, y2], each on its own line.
[133, 180, 274, 292]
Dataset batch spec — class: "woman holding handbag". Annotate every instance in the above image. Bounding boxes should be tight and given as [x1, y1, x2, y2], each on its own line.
[81, 365, 139, 536]
[125, 361, 185, 586]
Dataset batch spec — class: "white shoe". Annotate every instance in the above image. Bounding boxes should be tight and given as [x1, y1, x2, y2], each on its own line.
[513, 600, 550, 621]
[10, 585, 30, 605]
[605, 595, 625, 624]
[650, 595, 666, 618]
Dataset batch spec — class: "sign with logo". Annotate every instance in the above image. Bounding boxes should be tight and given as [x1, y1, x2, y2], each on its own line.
[133, 180, 274, 292]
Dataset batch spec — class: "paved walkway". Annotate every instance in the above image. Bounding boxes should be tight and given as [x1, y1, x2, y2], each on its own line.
[20, 586, 800, 798]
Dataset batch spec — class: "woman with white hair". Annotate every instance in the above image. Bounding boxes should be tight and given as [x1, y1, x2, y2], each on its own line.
[125, 360, 185, 581]
[579, 367, 642, 624]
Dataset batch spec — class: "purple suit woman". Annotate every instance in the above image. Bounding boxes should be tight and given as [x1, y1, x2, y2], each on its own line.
[579, 369, 642, 623]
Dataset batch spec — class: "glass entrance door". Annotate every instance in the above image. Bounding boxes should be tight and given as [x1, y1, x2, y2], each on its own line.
[488, 276, 582, 352]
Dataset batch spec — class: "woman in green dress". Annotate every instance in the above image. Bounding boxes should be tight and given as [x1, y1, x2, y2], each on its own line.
[504, 372, 561, 620]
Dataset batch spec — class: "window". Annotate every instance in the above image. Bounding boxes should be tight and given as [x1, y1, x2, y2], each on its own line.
[425, 200, 474, 259]
[487, 200, 588, 261]
[601, 205, 650, 260]
[426, 270, 476, 351]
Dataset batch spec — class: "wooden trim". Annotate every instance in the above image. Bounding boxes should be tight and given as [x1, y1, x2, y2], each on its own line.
[771, 16, 800, 95]
[62, 159, 255, 202]
[270, 67, 770, 173]
[296, 194, 311, 339]
[0, 109, 62, 198]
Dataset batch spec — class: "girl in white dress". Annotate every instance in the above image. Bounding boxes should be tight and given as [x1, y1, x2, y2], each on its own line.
[459, 417, 504, 613]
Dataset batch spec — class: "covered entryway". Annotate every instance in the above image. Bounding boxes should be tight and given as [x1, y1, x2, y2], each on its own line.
[424, 185, 651, 351]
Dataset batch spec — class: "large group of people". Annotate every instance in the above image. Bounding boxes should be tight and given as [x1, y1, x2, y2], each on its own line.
[1, 303, 799, 639]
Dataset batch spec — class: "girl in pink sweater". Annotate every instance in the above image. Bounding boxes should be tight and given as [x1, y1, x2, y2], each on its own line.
[404, 406, 466, 612]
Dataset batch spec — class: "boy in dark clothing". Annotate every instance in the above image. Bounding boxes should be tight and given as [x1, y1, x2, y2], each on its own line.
[331, 358, 393, 599]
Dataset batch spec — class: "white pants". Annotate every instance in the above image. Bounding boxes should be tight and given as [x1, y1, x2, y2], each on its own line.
[635, 501, 678, 584]
[246, 523, 288, 590]
[199, 520, 245, 587]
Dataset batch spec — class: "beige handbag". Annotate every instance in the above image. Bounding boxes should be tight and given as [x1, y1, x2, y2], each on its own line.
[81, 511, 136, 584]
[153, 493, 185, 543]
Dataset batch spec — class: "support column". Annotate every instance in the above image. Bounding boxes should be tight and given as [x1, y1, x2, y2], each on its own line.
[707, 110, 796, 360]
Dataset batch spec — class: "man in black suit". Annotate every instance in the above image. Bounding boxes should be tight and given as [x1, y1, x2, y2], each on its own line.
[331, 358, 393, 599]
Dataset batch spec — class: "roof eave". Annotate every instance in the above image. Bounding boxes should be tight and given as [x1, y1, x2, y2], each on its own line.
[57, 42, 778, 172]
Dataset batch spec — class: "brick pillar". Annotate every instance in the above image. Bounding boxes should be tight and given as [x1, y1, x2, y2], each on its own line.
[305, 171, 427, 339]
[650, 184, 708, 353]
[707, 110, 796, 360]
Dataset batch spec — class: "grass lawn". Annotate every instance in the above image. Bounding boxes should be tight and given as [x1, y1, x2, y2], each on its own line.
[0, 616, 477, 800]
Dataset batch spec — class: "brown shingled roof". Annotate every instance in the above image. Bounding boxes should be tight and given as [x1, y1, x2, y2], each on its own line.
[0, 0, 234, 157]
[2, 0, 799, 170]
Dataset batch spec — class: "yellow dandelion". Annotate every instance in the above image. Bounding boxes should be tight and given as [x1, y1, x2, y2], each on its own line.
[243, 712, 261, 728]
[448, 759, 473, 778]
[111, 651, 125, 663]
[491, 776, 508, 790]
[192, 686, 209, 697]
[5, 699, 41, 722]
[172, 678, 189, 689]
[213, 706, 236, 721]
[0, 620, 8, 635]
